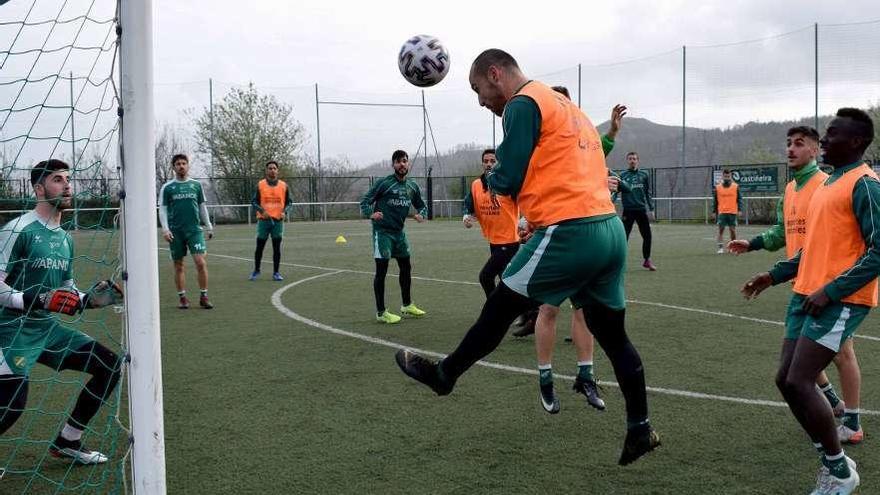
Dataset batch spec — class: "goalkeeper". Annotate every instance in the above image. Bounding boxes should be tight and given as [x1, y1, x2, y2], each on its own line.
[0, 160, 123, 465]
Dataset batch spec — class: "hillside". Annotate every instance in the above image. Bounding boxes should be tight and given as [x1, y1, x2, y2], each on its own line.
[354, 115, 835, 178]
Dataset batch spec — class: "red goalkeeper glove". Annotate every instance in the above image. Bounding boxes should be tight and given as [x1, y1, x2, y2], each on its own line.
[24, 289, 83, 315]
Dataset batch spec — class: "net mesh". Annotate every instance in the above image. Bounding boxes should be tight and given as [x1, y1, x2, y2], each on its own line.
[1, 1, 127, 492]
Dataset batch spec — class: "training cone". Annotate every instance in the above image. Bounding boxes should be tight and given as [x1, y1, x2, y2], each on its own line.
[335, 235, 347, 244]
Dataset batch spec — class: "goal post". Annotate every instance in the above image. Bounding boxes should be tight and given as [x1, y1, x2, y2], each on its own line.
[119, 0, 167, 493]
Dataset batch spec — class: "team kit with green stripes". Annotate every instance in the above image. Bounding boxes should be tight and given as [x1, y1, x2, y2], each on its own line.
[0, 160, 123, 465]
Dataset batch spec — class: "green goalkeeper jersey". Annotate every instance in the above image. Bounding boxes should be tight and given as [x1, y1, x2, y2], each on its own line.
[0, 211, 75, 319]
[160, 178, 206, 233]
[360, 175, 428, 232]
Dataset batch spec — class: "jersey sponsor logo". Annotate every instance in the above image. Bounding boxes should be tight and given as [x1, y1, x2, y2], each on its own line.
[172, 192, 198, 201]
[29, 257, 69, 271]
[387, 198, 411, 207]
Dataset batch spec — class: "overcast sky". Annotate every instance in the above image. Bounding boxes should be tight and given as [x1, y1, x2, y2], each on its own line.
[2, 0, 879, 172]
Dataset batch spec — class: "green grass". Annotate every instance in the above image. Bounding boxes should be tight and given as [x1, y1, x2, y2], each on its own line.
[4, 220, 879, 494]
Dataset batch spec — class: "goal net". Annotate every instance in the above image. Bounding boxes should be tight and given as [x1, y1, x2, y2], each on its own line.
[1, 1, 140, 492]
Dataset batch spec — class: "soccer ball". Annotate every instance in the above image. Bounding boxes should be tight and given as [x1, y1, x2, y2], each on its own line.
[397, 35, 450, 87]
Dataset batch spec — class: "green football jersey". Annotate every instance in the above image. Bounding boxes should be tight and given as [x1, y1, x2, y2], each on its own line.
[160, 178, 206, 233]
[360, 175, 428, 232]
[0, 211, 75, 319]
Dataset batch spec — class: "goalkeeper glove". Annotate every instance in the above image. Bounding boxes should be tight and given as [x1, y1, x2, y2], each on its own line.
[23, 289, 83, 315]
[82, 280, 124, 309]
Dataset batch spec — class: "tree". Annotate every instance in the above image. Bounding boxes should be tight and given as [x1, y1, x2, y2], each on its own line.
[192, 83, 305, 207]
[154, 122, 190, 193]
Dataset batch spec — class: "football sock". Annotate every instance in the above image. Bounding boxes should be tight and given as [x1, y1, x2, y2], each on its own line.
[823, 451, 851, 479]
[271, 237, 282, 273]
[65, 342, 122, 431]
[577, 361, 594, 381]
[819, 382, 842, 409]
[813, 442, 825, 455]
[584, 304, 649, 428]
[60, 423, 83, 442]
[397, 257, 412, 306]
[254, 237, 267, 271]
[842, 410, 860, 431]
[374, 259, 389, 313]
[440, 283, 537, 380]
[538, 364, 553, 386]
[0, 376, 28, 435]
[177, 291, 185, 297]
[200, 289, 207, 296]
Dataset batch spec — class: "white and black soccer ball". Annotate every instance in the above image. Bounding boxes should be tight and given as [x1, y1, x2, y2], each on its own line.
[397, 35, 450, 88]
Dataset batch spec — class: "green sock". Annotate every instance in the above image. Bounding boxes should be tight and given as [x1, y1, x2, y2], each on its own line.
[819, 382, 842, 408]
[538, 365, 553, 386]
[842, 410, 860, 431]
[577, 361, 594, 381]
[813, 442, 824, 456]
[823, 452, 851, 479]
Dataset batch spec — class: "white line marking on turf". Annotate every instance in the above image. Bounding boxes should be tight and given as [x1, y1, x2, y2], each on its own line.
[270, 271, 880, 415]
[628, 299, 880, 343]
[186, 249, 880, 343]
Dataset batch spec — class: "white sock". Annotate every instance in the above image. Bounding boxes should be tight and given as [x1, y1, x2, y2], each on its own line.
[844, 408, 860, 414]
[61, 423, 83, 442]
[577, 360, 593, 367]
[825, 450, 845, 461]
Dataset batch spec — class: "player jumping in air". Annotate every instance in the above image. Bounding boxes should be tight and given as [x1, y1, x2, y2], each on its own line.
[528, 89, 628, 413]
[0, 160, 123, 464]
[360, 150, 428, 324]
[742, 108, 879, 495]
[159, 154, 214, 309]
[396, 49, 658, 465]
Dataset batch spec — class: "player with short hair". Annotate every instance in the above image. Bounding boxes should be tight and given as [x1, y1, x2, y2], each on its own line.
[0, 159, 123, 464]
[250, 160, 293, 281]
[463, 149, 520, 296]
[396, 49, 657, 465]
[742, 108, 880, 494]
[528, 91, 629, 412]
[728, 126, 863, 443]
[159, 154, 214, 309]
[360, 150, 428, 324]
[713, 169, 743, 253]
[618, 151, 656, 270]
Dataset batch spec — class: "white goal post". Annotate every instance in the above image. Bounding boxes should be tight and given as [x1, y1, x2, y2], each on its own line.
[120, 0, 167, 493]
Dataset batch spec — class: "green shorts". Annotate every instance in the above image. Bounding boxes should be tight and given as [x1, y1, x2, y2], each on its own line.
[0, 317, 94, 376]
[502, 215, 626, 309]
[257, 219, 284, 240]
[784, 293, 870, 352]
[373, 229, 410, 259]
[169, 229, 207, 260]
[717, 213, 738, 227]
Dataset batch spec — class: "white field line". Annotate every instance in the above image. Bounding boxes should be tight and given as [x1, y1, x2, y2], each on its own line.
[186, 249, 880, 343]
[270, 271, 880, 415]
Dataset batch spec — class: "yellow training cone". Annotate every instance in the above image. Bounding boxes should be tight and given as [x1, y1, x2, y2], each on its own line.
[335, 235, 347, 244]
